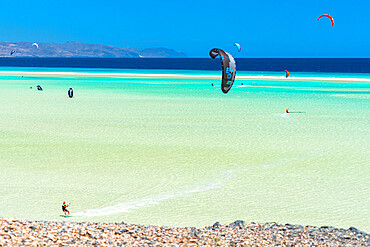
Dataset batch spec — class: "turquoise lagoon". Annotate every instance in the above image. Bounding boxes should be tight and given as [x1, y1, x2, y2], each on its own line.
[0, 68, 369, 231]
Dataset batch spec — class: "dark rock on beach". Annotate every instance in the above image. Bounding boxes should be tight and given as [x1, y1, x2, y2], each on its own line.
[230, 220, 246, 228]
[212, 221, 222, 228]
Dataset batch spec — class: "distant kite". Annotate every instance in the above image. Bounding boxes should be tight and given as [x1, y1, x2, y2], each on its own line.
[209, 48, 236, 94]
[317, 14, 334, 26]
[285, 70, 289, 78]
[10, 50, 16, 55]
[68, 88, 74, 98]
[32, 43, 39, 48]
[233, 43, 241, 52]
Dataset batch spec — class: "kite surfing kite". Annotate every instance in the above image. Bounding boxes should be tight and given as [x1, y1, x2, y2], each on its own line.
[209, 48, 236, 94]
[68, 88, 74, 98]
[10, 50, 16, 56]
[285, 70, 289, 78]
[32, 43, 39, 48]
[317, 14, 334, 26]
[233, 43, 241, 52]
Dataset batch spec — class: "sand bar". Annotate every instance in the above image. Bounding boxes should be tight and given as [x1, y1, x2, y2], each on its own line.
[1, 70, 370, 83]
[238, 85, 370, 92]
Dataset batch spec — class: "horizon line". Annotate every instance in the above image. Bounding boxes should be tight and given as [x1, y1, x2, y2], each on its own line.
[0, 57, 370, 59]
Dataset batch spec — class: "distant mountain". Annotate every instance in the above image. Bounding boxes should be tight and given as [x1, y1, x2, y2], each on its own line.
[0, 41, 187, 58]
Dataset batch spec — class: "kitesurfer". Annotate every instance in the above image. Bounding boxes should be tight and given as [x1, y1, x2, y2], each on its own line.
[286, 109, 289, 114]
[62, 202, 70, 216]
[37, 85, 43, 91]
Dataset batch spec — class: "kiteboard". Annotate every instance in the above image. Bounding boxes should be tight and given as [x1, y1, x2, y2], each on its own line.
[60, 215, 71, 218]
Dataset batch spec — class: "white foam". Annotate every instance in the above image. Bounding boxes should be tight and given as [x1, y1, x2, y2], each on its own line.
[274, 113, 291, 119]
[72, 180, 223, 217]
[72, 160, 291, 217]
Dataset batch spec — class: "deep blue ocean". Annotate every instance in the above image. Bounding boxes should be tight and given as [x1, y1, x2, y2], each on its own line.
[0, 58, 369, 73]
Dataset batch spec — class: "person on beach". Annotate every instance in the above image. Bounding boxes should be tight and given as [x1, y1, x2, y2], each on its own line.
[62, 202, 70, 215]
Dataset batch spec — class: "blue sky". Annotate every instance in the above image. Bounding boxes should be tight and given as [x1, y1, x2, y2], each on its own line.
[0, 0, 369, 57]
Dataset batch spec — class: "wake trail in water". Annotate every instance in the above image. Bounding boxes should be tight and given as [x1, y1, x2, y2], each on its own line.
[72, 160, 294, 217]
[274, 113, 292, 119]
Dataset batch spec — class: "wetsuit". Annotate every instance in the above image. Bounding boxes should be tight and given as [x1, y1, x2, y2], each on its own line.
[62, 203, 69, 213]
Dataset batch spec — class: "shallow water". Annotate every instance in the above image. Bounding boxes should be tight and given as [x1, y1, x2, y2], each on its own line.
[0, 68, 369, 231]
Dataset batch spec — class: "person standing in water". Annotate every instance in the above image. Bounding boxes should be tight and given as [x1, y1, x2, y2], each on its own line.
[62, 202, 70, 216]
[286, 109, 289, 114]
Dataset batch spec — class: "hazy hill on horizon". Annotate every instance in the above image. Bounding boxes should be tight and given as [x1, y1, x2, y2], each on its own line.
[0, 41, 187, 58]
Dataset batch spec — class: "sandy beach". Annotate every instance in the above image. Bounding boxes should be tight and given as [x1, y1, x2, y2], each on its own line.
[1, 70, 370, 83]
[1, 218, 369, 246]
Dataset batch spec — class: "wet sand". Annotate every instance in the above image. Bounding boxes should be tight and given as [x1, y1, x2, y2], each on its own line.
[0, 218, 368, 246]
